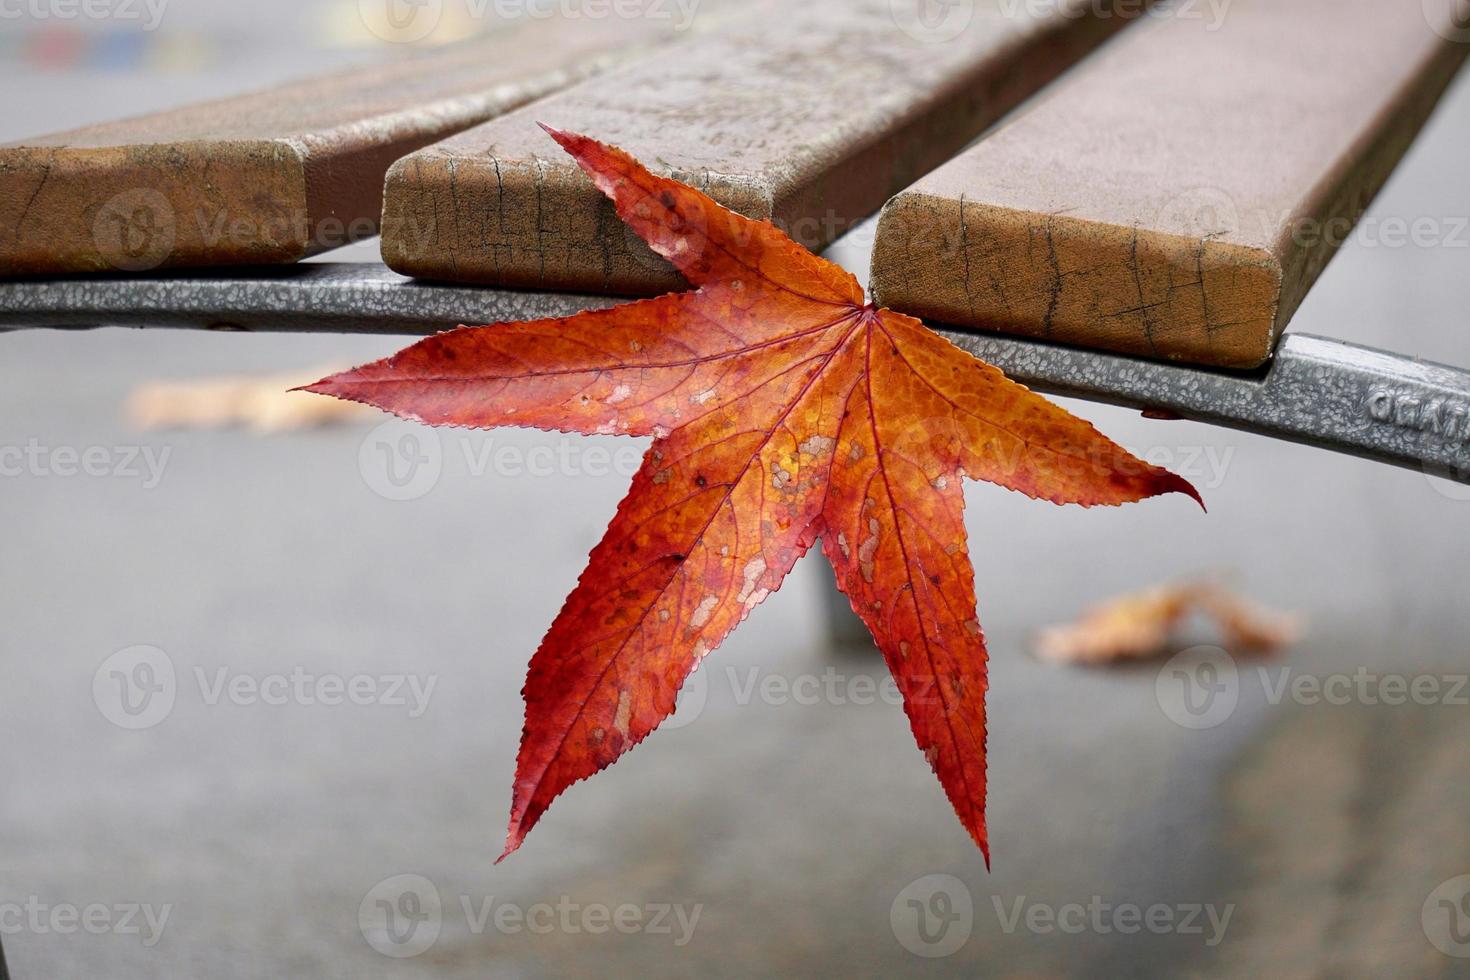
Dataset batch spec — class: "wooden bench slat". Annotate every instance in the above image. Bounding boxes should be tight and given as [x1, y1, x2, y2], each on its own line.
[380, 0, 1144, 294]
[0, 17, 677, 276]
[870, 0, 1469, 368]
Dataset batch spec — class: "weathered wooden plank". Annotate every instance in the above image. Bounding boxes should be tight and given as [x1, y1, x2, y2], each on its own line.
[870, 0, 1469, 369]
[380, 0, 1144, 294]
[0, 16, 677, 276]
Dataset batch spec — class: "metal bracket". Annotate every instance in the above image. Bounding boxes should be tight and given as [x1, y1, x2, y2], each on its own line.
[2, 263, 1467, 484]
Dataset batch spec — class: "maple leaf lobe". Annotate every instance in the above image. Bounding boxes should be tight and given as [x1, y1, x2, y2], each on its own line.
[305, 127, 1200, 865]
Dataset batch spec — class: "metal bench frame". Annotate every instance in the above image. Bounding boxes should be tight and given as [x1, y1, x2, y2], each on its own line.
[2, 262, 1467, 485]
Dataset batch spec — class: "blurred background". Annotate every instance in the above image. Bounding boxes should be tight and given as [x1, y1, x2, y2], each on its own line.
[2, 1, 1469, 976]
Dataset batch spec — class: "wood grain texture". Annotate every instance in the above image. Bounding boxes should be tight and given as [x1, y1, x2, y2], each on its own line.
[870, 0, 1470, 369]
[0, 18, 673, 276]
[380, 0, 1142, 294]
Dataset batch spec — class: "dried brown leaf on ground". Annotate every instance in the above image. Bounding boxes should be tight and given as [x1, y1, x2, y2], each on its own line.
[127, 368, 376, 432]
[1035, 581, 1302, 665]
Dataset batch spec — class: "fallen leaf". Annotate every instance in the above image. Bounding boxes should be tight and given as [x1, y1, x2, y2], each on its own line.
[303, 125, 1201, 864]
[129, 367, 375, 432]
[1195, 584, 1304, 653]
[1034, 581, 1301, 665]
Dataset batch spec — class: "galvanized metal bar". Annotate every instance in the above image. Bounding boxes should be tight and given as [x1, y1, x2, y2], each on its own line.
[0, 264, 612, 335]
[944, 331, 1470, 485]
[1, 263, 1467, 484]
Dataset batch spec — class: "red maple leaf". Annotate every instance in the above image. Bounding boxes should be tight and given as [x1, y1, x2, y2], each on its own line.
[305, 125, 1201, 864]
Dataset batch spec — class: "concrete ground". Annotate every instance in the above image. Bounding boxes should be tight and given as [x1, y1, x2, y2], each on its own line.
[3, 3, 1470, 977]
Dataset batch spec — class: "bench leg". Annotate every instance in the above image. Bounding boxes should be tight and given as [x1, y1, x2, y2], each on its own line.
[816, 545, 877, 655]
